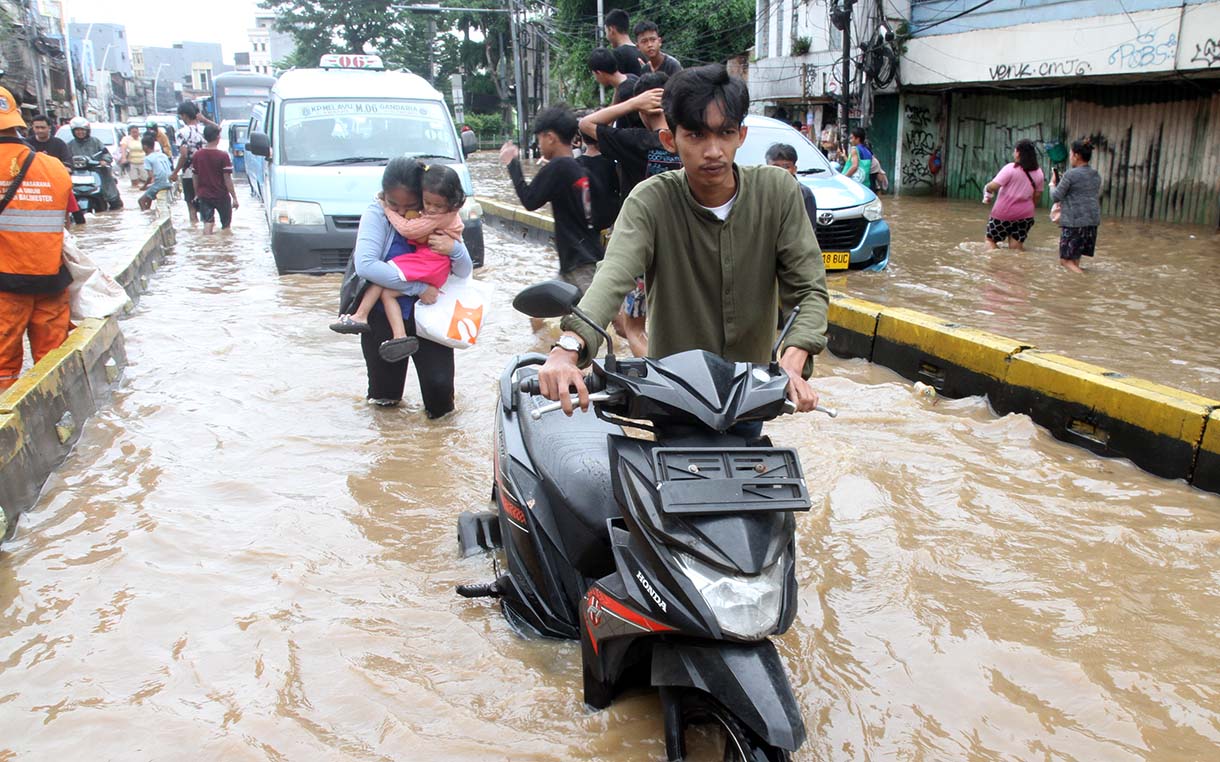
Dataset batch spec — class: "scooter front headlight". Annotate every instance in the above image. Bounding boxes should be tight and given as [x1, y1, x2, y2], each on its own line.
[676, 551, 787, 640]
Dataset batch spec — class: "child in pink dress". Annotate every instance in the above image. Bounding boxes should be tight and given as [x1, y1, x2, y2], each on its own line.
[331, 165, 466, 361]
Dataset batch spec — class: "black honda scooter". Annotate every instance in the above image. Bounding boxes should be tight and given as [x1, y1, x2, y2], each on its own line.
[458, 281, 834, 761]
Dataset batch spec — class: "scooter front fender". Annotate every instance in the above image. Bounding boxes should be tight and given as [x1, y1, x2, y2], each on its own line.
[651, 639, 806, 752]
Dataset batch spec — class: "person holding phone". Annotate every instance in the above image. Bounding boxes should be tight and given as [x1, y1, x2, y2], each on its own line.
[1050, 139, 1102, 273]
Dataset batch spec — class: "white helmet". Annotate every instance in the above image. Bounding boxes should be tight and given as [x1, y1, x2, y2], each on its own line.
[69, 116, 90, 136]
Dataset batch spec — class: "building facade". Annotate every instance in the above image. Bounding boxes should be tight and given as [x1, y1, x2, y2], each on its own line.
[0, 0, 74, 119]
[248, 14, 294, 75]
[66, 22, 133, 77]
[896, 0, 1220, 225]
[746, 0, 1220, 226]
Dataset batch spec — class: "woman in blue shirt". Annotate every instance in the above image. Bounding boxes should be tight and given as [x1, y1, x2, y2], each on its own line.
[351, 157, 473, 415]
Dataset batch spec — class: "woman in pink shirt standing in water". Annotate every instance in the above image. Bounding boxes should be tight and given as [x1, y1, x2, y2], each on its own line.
[982, 139, 1044, 251]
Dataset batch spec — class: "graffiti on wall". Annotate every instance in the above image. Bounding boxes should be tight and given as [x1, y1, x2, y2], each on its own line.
[989, 58, 1093, 81]
[901, 101, 937, 189]
[1191, 38, 1220, 67]
[952, 115, 1050, 198]
[1108, 30, 1178, 70]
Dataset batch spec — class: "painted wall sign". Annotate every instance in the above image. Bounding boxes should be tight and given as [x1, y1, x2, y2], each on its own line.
[899, 5, 1220, 87]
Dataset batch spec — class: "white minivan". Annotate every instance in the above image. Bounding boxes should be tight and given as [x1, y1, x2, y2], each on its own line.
[247, 55, 484, 273]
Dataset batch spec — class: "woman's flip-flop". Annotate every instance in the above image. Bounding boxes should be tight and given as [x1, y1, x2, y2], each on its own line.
[330, 315, 371, 334]
[379, 337, 420, 363]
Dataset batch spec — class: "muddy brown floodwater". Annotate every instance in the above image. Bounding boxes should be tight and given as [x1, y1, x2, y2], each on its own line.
[1, 164, 1218, 761]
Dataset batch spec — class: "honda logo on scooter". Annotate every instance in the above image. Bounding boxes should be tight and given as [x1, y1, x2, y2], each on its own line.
[636, 570, 667, 613]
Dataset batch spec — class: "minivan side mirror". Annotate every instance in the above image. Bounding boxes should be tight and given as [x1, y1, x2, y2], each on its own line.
[248, 132, 271, 158]
[461, 130, 478, 157]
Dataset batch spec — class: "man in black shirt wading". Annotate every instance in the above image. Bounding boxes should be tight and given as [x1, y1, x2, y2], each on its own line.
[501, 107, 604, 315]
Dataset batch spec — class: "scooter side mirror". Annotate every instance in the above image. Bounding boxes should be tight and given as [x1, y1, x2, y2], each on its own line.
[513, 280, 582, 318]
[248, 131, 271, 158]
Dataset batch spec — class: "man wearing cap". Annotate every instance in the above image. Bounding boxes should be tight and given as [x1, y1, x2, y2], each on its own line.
[0, 86, 75, 390]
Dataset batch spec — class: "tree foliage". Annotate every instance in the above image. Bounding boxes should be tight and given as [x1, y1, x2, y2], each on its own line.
[547, 0, 755, 106]
[260, 0, 513, 104]
[260, 0, 755, 114]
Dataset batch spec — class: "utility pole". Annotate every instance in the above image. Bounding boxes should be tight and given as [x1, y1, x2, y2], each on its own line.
[427, 19, 437, 83]
[838, 0, 855, 158]
[24, 1, 48, 114]
[507, 0, 526, 145]
[596, 0, 605, 106]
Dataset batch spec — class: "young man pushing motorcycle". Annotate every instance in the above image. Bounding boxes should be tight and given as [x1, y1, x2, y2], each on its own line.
[537, 64, 829, 418]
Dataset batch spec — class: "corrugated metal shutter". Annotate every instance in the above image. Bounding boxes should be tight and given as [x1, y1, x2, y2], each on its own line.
[936, 84, 1220, 226]
[946, 92, 1064, 207]
[1067, 88, 1220, 225]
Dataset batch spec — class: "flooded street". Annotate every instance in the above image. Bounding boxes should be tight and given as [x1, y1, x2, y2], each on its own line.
[847, 195, 1220, 399]
[1, 166, 1219, 761]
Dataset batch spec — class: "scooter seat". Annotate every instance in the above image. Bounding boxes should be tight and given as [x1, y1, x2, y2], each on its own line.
[519, 393, 621, 575]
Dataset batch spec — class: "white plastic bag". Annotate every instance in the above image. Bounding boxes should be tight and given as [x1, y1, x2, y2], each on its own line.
[62, 232, 131, 320]
[414, 275, 488, 350]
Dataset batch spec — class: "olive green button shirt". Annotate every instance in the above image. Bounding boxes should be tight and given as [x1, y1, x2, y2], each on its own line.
[561, 164, 829, 375]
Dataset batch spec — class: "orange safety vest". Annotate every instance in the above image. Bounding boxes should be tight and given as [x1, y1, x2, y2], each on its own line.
[0, 137, 73, 293]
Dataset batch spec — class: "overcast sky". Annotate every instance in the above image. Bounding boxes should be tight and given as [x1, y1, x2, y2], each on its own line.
[66, 0, 264, 63]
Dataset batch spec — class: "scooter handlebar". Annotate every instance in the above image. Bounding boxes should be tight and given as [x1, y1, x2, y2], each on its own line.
[518, 373, 603, 397]
[782, 399, 838, 418]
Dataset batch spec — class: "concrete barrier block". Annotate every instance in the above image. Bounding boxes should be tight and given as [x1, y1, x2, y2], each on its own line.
[0, 341, 93, 504]
[1193, 410, 1220, 493]
[872, 307, 1031, 399]
[826, 292, 883, 360]
[62, 317, 128, 401]
[0, 412, 41, 540]
[994, 352, 1216, 482]
[114, 220, 170, 303]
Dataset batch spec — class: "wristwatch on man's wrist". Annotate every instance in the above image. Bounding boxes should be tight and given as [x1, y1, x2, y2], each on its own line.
[551, 334, 583, 354]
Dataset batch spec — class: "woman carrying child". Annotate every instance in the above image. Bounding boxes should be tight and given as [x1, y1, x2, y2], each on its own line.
[333, 158, 473, 416]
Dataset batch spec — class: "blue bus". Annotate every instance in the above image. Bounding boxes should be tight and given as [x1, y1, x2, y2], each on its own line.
[206, 72, 276, 123]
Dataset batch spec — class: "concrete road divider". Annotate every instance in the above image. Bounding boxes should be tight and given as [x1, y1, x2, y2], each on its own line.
[872, 307, 1032, 400]
[992, 352, 1216, 482]
[477, 199, 1220, 495]
[0, 218, 174, 541]
[826, 294, 883, 360]
[480, 199, 554, 250]
[1194, 411, 1220, 492]
[0, 341, 96, 536]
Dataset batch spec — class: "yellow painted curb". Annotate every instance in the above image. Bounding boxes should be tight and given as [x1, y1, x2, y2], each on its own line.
[828, 292, 884, 337]
[1005, 352, 1214, 444]
[1195, 410, 1220, 491]
[877, 307, 1030, 381]
[826, 292, 884, 359]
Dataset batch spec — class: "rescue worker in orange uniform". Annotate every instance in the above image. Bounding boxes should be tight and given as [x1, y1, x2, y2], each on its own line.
[0, 86, 74, 390]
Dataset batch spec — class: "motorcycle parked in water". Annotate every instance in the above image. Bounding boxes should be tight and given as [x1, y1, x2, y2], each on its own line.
[458, 281, 834, 761]
[66, 150, 111, 223]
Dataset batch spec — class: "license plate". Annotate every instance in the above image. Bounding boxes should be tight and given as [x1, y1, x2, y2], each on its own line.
[71, 174, 93, 182]
[823, 251, 850, 270]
